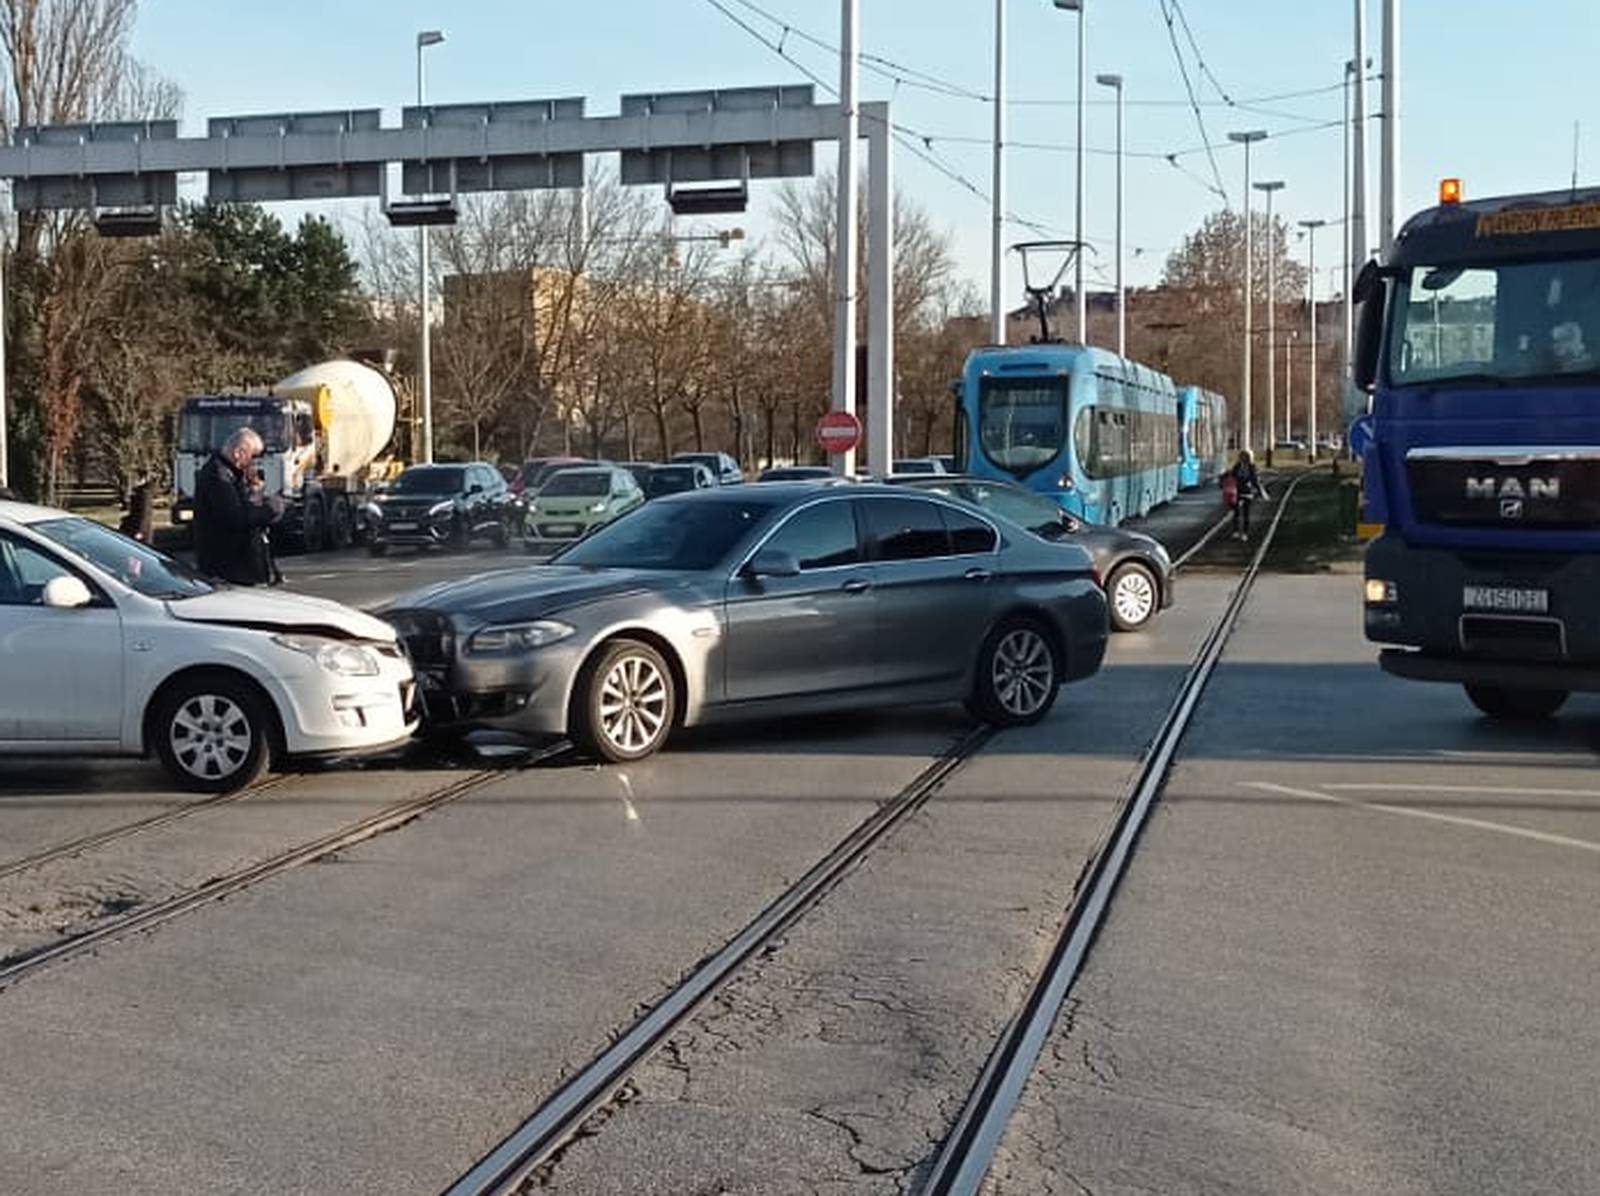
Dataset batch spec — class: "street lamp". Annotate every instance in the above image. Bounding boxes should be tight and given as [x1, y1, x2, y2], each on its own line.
[1254, 179, 1285, 460]
[1299, 218, 1327, 459]
[416, 28, 445, 464]
[1053, 0, 1087, 344]
[1229, 129, 1267, 453]
[1096, 72, 1125, 357]
[991, 0, 1006, 344]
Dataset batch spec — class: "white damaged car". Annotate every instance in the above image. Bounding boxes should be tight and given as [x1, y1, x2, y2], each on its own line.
[0, 500, 417, 791]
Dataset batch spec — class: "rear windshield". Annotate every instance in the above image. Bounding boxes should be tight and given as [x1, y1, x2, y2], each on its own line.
[542, 472, 611, 497]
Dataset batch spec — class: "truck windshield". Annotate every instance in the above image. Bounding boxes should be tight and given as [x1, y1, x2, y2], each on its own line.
[1389, 255, 1600, 386]
[978, 377, 1069, 476]
[177, 403, 289, 453]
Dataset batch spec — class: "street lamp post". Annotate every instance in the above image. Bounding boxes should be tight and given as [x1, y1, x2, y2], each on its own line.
[1299, 218, 1327, 459]
[1285, 328, 1297, 445]
[991, 0, 1006, 344]
[1254, 179, 1285, 462]
[416, 28, 445, 465]
[1053, 0, 1087, 343]
[1096, 72, 1125, 357]
[1229, 130, 1267, 453]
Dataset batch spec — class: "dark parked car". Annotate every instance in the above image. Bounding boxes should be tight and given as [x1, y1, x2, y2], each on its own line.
[621, 461, 658, 489]
[509, 456, 587, 497]
[365, 463, 514, 555]
[671, 451, 743, 485]
[892, 457, 948, 475]
[644, 463, 716, 498]
[756, 465, 835, 482]
[383, 484, 1108, 762]
[894, 475, 1174, 632]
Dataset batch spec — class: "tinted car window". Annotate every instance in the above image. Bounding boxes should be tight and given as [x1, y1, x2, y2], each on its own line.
[939, 505, 998, 555]
[542, 472, 611, 497]
[763, 500, 860, 570]
[556, 496, 782, 570]
[861, 497, 950, 562]
[393, 466, 465, 494]
[646, 467, 699, 497]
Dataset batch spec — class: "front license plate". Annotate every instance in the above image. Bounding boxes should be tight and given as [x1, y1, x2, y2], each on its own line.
[388, 521, 417, 532]
[544, 525, 580, 537]
[1463, 585, 1549, 613]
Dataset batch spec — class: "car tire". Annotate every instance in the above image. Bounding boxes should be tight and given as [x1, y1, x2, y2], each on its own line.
[967, 617, 1060, 727]
[1463, 684, 1568, 721]
[572, 639, 676, 763]
[1107, 561, 1159, 633]
[152, 674, 274, 793]
[368, 542, 389, 557]
[448, 515, 470, 552]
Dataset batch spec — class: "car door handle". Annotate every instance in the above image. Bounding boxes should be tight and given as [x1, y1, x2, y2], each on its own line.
[841, 578, 873, 595]
[964, 568, 993, 582]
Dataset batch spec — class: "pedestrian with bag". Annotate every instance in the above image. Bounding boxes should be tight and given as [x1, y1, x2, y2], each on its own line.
[1224, 449, 1266, 540]
[193, 428, 284, 585]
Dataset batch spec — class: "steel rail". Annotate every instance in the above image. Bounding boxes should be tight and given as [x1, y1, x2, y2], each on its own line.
[918, 472, 1309, 1196]
[441, 726, 993, 1196]
[0, 743, 569, 991]
[0, 775, 295, 884]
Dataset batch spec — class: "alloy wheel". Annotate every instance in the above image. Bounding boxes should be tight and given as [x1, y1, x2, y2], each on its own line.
[598, 654, 670, 754]
[1112, 567, 1156, 628]
[991, 628, 1054, 718]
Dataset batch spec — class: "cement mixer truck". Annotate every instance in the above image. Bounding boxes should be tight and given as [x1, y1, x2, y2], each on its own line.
[171, 358, 404, 552]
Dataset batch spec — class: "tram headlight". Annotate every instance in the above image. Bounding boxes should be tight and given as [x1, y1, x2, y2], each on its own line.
[1365, 578, 1398, 605]
[1057, 472, 1075, 491]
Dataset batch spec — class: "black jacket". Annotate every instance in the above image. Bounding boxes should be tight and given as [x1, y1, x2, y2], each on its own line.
[1228, 461, 1263, 501]
[194, 452, 276, 585]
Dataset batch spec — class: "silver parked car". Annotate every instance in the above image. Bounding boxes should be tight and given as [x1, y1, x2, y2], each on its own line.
[383, 484, 1108, 762]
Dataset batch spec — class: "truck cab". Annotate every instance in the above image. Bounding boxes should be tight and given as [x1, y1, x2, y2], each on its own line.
[1357, 183, 1600, 719]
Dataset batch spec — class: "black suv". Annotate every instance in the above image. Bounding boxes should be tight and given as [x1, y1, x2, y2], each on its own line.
[670, 451, 743, 485]
[366, 463, 513, 555]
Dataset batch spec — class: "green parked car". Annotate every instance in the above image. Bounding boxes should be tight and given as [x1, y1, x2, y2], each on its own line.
[522, 465, 645, 554]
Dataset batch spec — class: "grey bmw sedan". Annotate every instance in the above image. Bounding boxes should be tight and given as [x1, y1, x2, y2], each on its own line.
[382, 483, 1108, 762]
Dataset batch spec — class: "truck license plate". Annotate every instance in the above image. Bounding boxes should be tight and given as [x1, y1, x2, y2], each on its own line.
[1463, 585, 1549, 613]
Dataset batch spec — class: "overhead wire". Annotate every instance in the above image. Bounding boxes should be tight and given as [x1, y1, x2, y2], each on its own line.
[1154, 0, 1229, 202]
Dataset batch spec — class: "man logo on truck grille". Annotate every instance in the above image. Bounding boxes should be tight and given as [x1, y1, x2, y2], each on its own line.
[1465, 476, 1560, 501]
[1500, 497, 1524, 519]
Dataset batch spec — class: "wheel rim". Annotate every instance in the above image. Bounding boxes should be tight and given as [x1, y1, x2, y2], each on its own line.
[1112, 569, 1156, 626]
[992, 628, 1054, 718]
[169, 694, 253, 781]
[598, 655, 670, 754]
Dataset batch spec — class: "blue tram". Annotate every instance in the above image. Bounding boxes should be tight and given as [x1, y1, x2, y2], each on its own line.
[1177, 386, 1229, 489]
[955, 343, 1184, 526]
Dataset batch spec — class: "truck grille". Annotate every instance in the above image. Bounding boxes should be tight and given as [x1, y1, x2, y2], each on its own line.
[1407, 457, 1600, 529]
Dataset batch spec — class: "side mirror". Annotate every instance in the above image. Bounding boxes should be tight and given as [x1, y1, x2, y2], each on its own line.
[43, 575, 94, 609]
[468, 483, 484, 495]
[1061, 514, 1083, 533]
[743, 549, 801, 580]
[1353, 259, 1391, 392]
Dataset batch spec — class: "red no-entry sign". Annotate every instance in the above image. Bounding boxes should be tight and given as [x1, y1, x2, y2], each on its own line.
[815, 410, 862, 455]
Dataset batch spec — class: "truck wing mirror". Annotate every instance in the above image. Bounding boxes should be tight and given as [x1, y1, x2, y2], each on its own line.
[1352, 260, 1393, 392]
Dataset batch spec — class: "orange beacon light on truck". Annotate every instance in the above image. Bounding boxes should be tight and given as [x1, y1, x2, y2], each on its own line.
[1440, 177, 1463, 205]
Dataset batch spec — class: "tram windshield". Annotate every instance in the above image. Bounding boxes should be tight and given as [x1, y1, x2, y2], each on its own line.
[978, 377, 1069, 476]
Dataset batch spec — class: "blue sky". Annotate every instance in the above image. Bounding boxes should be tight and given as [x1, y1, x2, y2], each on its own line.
[131, 0, 1597, 298]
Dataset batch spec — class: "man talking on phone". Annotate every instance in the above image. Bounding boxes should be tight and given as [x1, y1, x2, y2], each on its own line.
[194, 427, 285, 585]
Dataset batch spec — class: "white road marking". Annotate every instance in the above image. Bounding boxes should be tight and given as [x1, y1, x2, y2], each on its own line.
[1245, 781, 1600, 856]
[1325, 782, 1600, 799]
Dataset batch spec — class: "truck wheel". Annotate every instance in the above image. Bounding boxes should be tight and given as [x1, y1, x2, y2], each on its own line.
[301, 494, 326, 554]
[1463, 685, 1568, 720]
[327, 496, 353, 550]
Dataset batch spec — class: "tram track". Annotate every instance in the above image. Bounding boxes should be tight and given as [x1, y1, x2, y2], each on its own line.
[0, 742, 572, 991]
[918, 471, 1308, 1196]
[437, 480, 1305, 1196]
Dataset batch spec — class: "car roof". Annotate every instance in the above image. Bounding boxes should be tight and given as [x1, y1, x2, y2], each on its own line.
[0, 499, 65, 526]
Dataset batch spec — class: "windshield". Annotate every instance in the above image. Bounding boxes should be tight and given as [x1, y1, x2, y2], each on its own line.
[32, 517, 214, 599]
[978, 377, 1069, 475]
[556, 496, 781, 570]
[543, 472, 611, 497]
[391, 466, 464, 495]
[178, 401, 289, 453]
[647, 468, 699, 495]
[1389, 255, 1600, 385]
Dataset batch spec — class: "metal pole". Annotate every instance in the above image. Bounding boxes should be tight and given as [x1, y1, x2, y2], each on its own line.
[1264, 188, 1277, 456]
[1300, 218, 1325, 459]
[1343, 61, 1354, 394]
[1379, 0, 1399, 258]
[990, 0, 1006, 345]
[1075, 3, 1087, 344]
[0, 204, 7, 492]
[1111, 77, 1125, 356]
[1352, 0, 1369, 274]
[866, 102, 895, 480]
[1230, 130, 1266, 454]
[831, 0, 861, 477]
[416, 32, 441, 464]
[1286, 329, 1294, 442]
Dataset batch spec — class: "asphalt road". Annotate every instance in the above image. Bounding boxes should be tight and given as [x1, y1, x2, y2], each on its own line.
[4, 491, 1592, 1194]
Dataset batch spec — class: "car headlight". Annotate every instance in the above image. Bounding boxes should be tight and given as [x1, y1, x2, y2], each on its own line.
[273, 634, 383, 676]
[362, 502, 383, 519]
[588, 502, 608, 514]
[466, 619, 576, 655]
[429, 500, 454, 517]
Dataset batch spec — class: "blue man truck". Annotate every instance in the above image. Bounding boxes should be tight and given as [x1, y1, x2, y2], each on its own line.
[1356, 181, 1600, 719]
